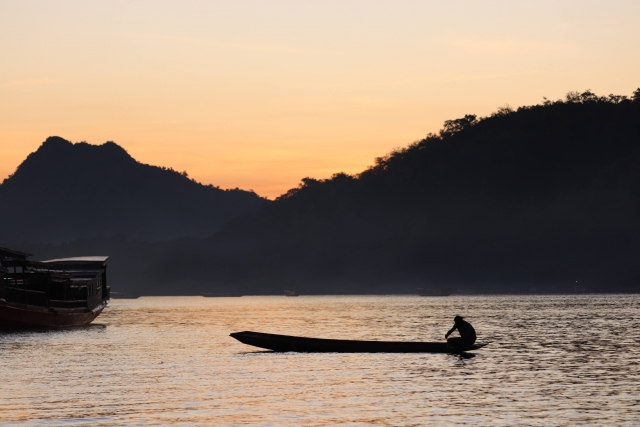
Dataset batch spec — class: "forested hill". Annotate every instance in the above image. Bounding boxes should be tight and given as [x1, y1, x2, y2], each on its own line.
[23, 90, 640, 294]
[204, 89, 640, 293]
[0, 137, 266, 243]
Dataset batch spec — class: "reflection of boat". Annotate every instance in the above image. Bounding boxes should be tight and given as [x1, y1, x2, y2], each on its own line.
[1, 246, 110, 330]
[230, 331, 487, 353]
[201, 292, 243, 297]
[284, 290, 299, 297]
[417, 287, 452, 296]
[110, 292, 140, 299]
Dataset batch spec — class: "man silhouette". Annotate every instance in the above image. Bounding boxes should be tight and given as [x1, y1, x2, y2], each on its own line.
[445, 315, 476, 347]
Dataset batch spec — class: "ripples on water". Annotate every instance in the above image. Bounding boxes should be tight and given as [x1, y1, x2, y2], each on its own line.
[1, 295, 639, 426]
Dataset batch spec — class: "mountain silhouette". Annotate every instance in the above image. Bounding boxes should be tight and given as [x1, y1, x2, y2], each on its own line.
[0, 137, 266, 243]
[13, 89, 640, 294]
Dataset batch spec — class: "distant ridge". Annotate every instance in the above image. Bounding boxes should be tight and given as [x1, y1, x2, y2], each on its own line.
[137, 89, 640, 294]
[0, 137, 266, 243]
[11, 90, 640, 295]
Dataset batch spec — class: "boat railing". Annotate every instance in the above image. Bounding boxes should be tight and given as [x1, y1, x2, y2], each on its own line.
[2, 279, 102, 310]
[2, 252, 108, 310]
[4, 286, 49, 307]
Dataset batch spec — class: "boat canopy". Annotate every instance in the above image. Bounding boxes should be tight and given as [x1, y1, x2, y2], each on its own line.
[40, 256, 109, 263]
[39, 257, 108, 274]
[0, 246, 32, 260]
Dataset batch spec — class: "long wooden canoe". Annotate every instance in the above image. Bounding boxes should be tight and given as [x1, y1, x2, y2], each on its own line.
[230, 331, 488, 353]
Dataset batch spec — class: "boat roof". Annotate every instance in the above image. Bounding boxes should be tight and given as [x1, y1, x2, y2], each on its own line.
[40, 256, 109, 263]
[0, 246, 32, 260]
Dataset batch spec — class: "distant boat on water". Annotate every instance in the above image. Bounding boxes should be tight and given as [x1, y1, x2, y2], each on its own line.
[284, 290, 299, 297]
[201, 292, 243, 297]
[110, 291, 140, 299]
[417, 287, 453, 297]
[1, 246, 110, 329]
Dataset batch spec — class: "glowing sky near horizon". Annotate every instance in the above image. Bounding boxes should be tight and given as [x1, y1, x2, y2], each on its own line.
[1, 1, 639, 198]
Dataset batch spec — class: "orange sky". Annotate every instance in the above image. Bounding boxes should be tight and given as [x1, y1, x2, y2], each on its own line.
[2, 1, 640, 198]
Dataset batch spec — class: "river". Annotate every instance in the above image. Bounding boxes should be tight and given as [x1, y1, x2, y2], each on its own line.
[1, 294, 638, 426]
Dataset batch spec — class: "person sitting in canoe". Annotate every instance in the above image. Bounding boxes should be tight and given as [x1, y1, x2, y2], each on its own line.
[445, 315, 476, 347]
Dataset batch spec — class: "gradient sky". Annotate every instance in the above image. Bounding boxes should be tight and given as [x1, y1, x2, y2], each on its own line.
[2, 1, 639, 198]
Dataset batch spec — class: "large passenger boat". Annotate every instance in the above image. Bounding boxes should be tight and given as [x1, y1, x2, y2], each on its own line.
[0, 246, 110, 329]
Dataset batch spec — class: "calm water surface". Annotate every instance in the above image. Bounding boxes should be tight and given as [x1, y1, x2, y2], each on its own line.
[1, 295, 639, 426]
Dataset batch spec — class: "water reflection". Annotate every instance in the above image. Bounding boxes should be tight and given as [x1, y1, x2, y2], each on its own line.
[0, 294, 638, 426]
[0, 323, 106, 336]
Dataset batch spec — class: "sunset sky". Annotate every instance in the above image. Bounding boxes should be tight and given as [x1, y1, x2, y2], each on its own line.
[2, 1, 639, 198]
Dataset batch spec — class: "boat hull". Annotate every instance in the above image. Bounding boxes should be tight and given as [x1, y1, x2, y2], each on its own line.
[230, 331, 487, 353]
[0, 300, 106, 330]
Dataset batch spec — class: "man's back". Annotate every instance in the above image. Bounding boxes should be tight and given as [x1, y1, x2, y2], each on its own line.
[457, 319, 476, 339]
